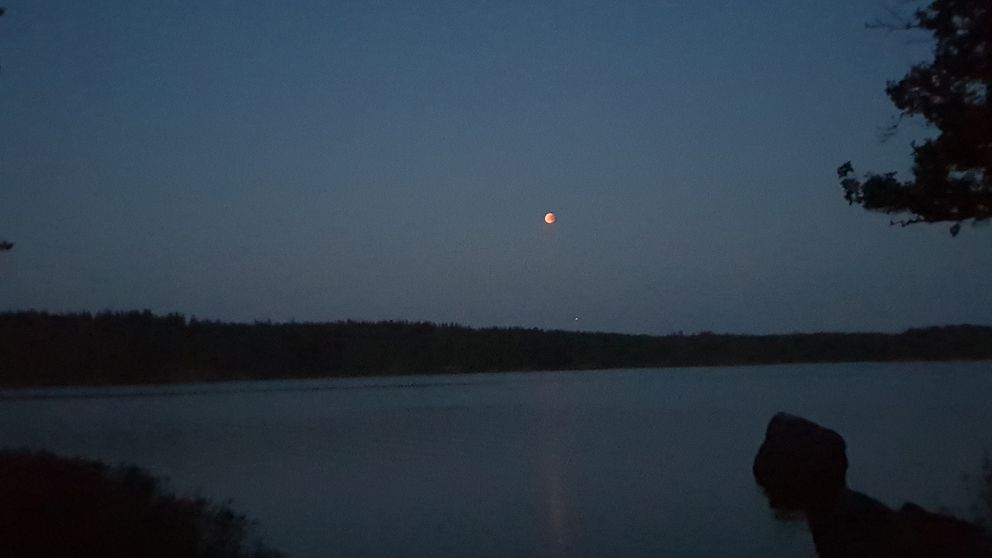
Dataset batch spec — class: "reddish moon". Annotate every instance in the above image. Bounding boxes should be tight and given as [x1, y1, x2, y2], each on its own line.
[544, 212, 556, 224]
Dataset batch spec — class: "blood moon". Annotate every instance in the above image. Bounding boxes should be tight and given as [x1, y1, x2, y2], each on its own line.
[544, 212, 557, 224]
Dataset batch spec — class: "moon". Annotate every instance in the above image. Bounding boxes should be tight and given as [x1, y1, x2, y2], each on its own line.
[544, 212, 556, 224]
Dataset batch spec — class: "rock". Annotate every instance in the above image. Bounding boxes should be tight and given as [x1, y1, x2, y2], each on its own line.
[753, 412, 848, 512]
[753, 413, 992, 557]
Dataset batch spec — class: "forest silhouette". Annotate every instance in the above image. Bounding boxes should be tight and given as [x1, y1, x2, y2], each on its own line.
[2, 310, 990, 389]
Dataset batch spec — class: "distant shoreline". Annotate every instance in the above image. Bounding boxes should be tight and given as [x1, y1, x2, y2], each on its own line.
[2, 310, 991, 390]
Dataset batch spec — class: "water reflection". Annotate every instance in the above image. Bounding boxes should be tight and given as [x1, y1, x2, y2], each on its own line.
[542, 448, 569, 556]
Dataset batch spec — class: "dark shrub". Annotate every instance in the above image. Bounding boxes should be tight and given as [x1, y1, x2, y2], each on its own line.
[0, 450, 282, 558]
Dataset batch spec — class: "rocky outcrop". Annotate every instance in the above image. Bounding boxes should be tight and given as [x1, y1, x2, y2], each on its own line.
[754, 412, 992, 558]
[753, 413, 848, 513]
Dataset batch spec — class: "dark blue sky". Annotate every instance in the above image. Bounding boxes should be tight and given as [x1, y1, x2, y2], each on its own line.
[1, 1, 989, 334]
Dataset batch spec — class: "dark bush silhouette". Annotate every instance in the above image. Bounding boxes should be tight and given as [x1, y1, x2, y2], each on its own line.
[0, 449, 282, 558]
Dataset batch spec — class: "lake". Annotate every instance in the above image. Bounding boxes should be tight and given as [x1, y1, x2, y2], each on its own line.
[2, 362, 991, 557]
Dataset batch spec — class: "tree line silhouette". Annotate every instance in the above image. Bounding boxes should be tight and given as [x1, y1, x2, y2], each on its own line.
[1, 311, 990, 388]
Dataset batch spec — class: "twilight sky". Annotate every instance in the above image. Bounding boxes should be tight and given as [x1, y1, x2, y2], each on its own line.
[1, 1, 989, 334]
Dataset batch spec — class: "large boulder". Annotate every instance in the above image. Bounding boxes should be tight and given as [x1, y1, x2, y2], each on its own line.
[753, 412, 848, 512]
[753, 413, 992, 558]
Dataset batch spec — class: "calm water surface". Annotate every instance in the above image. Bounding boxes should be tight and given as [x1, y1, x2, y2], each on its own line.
[2, 362, 992, 557]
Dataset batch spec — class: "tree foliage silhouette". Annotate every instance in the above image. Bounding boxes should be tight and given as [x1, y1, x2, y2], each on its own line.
[839, 0, 991, 235]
